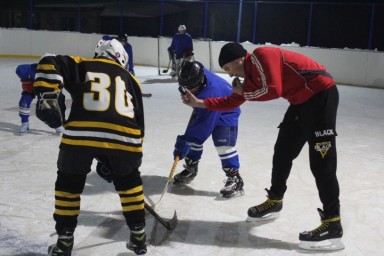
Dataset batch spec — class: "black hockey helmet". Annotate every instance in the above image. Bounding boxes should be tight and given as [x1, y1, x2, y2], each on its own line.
[118, 33, 128, 42]
[178, 61, 205, 91]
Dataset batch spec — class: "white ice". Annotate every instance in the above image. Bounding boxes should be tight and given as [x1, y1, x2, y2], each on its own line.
[0, 59, 383, 256]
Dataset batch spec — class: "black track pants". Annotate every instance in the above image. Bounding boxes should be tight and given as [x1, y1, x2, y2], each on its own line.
[270, 86, 340, 216]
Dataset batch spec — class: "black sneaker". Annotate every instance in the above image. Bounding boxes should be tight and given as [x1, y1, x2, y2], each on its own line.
[246, 189, 283, 222]
[219, 174, 244, 198]
[48, 235, 74, 256]
[173, 158, 199, 184]
[126, 224, 147, 255]
[299, 208, 344, 251]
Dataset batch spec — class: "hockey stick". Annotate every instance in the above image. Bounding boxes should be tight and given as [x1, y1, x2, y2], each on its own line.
[142, 93, 152, 97]
[162, 57, 172, 73]
[150, 156, 180, 208]
[144, 201, 178, 230]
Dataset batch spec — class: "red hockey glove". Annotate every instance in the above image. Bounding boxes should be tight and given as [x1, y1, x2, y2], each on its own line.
[21, 79, 33, 93]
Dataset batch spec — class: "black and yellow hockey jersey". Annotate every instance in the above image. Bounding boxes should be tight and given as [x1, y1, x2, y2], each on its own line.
[33, 55, 145, 160]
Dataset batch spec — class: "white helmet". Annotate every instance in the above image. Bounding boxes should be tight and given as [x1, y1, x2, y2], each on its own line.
[178, 25, 186, 32]
[94, 39, 128, 68]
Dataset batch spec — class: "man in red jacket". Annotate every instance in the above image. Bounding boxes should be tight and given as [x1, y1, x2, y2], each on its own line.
[180, 42, 344, 251]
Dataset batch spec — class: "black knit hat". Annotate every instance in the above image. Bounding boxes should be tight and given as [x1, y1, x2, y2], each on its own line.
[218, 42, 247, 68]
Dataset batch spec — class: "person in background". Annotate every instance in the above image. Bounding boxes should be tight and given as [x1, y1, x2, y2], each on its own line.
[102, 33, 135, 75]
[173, 61, 244, 199]
[168, 25, 193, 77]
[180, 42, 344, 251]
[16, 63, 64, 134]
[34, 39, 147, 255]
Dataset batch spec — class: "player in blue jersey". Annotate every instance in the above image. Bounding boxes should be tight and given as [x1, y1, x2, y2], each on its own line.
[173, 61, 244, 199]
[168, 25, 194, 77]
[102, 33, 135, 75]
[15, 63, 64, 134]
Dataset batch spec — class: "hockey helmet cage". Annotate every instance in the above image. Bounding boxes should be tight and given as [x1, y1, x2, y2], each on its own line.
[178, 61, 205, 90]
[94, 39, 128, 68]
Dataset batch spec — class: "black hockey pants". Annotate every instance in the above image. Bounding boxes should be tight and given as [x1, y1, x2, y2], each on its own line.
[53, 149, 145, 235]
[270, 86, 340, 216]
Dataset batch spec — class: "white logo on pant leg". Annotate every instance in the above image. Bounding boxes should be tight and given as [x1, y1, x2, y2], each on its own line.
[314, 129, 334, 137]
[314, 141, 332, 158]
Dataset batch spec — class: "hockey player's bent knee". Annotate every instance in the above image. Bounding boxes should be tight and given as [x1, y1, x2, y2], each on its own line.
[55, 172, 86, 193]
[113, 170, 143, 191]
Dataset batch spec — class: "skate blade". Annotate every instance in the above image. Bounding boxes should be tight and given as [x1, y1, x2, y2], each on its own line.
[299, 238, 345, 251]
[173, 179, 193, 185]
[220, 189, 245, 199]
[246, 212, 280, 222]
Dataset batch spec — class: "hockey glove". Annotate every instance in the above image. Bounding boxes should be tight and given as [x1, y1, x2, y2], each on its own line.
[96, 161, 113, 183]
[173, 135, 193, 160]
[232, 77, 244, 95]
[183, 49, 194, 59]
[36, 92, 64, 129]
[178, 86, 187, 95]
[168, 47, 175, 59]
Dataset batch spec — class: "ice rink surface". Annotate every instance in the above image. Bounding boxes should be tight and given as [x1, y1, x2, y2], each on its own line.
[0, 59, 383, 256]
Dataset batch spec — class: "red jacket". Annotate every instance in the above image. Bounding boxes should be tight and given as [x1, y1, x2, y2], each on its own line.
[204, 47, 335, 111]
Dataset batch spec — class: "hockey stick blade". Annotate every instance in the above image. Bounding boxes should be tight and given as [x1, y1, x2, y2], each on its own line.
[144, 202, 178, 230]
[142, 93, 152, 97]
[162, 56, 172, 73]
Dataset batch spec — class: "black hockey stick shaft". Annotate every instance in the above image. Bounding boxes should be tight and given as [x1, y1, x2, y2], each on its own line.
[142, 93, 152, 97]
[162, 57, 172, 73]
[144, 201, 178, 230]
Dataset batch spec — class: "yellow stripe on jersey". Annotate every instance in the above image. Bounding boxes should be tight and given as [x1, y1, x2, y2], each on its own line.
[37, 63, 56, 71]
[117, 185, 144, 195]
[64, 130, 141, 144]
[65, 121, 141, 135]
[61, 138, 142, 152]
[33, 80, 61, 92]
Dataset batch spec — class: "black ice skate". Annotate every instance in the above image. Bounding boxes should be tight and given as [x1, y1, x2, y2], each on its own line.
[48, 235, 74, 256]
[299, 208, 344, 251]
[173, 158, 199, 184]
[126, 224, 147, 255]
[246, 189, 283, 222]
[219, 171, 244, 199]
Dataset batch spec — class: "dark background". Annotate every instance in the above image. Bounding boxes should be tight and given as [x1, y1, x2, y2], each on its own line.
[1, 0, 384, 51]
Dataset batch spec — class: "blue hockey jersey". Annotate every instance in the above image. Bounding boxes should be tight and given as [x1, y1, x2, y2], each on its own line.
[169, 32, 193, 59]
[184, 68, 240, 144]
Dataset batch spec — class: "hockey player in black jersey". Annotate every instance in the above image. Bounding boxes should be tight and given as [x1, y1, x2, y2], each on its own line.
[33, 39, 147, 255]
